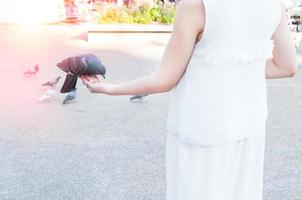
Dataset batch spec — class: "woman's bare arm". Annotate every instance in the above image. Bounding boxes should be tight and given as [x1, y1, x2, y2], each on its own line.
[82, 0, 205, 95]
[266, 4, 298, 79]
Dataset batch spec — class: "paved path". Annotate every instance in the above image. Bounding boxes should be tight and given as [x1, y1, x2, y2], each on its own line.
[0, 25, 301, 200]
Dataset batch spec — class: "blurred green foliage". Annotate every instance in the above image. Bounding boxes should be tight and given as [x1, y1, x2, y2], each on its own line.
[98, 1, 176, 24]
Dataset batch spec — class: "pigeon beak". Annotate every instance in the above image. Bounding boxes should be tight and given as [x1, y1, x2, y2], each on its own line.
[101, 74, 105, 79]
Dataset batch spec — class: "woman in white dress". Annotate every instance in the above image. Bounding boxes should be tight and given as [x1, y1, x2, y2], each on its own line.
[82, 0, 298, 199]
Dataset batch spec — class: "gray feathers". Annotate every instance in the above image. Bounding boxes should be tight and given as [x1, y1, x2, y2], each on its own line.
[130, 95, 148, 102]
[41, 76, 61, 88]
[37, 88, 56, 103]
[62, 89, 77, 104]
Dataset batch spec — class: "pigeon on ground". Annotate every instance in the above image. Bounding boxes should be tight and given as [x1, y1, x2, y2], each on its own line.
[130, 95, 148, 102]
[56, 54, 106, 93]
[72, 32, 88, 41]
[41, 76, 61, 88]
[37, 88, 56, 103]
[62, 89, 77, 104]
[24, 64, 39, 76]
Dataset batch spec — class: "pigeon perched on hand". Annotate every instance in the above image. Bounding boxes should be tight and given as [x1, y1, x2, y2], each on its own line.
[56, 54, 106, 93]
[62, 89, 77, 104]
[37, 88, 56, 103]
[24, 64, 39, 76]
[130, 95, 148, 102]
[41, 76, 61, 88]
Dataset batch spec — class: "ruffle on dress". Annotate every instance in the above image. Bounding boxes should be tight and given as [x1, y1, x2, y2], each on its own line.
[191, 39, 274, 66]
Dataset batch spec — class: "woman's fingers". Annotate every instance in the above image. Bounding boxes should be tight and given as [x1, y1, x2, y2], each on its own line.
[81, 75, 101, 83]
[82, 77, 92, 87]
[80, 75, 106, 93]
[92, 74, 100, 81]
[98, 75, 105, 82]
[91, 76, 100, 83]
[80, 75, 89, 81]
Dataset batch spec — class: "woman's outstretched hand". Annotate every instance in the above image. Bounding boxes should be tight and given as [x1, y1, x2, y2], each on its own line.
[80, 75, 115, 95]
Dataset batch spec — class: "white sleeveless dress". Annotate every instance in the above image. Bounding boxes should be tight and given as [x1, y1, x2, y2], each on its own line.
[166, 0, 282, 199]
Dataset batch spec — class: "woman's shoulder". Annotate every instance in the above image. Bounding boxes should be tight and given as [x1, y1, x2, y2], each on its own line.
[175, 0, 205, 33]
[177, 0, 204, 6]
[176, 0, 205, 14]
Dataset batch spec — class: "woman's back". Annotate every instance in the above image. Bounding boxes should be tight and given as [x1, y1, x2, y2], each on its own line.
[194, 0, 281, 64]
[167, 0, 283, 146]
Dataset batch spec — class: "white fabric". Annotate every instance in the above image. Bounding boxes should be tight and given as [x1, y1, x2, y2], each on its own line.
[166, 129, 266, 200]
[167, 0, 283, 146]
